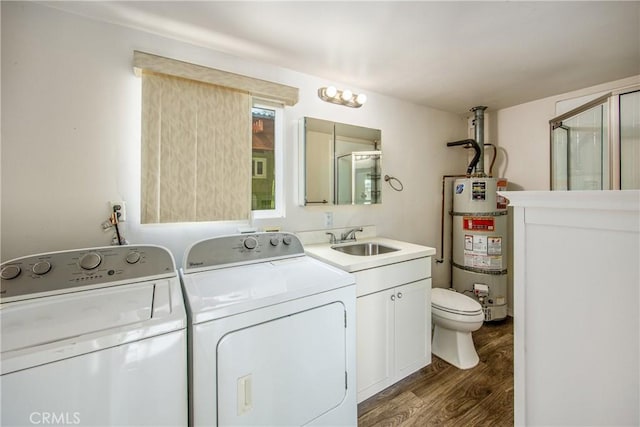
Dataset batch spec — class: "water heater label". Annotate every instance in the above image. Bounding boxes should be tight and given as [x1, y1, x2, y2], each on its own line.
[464, 235, 474, 251]
[472, 235, 487, 253]
[464, 254, 503, 270]
[472, 181, 486, 200]
[463, 217, 495, 231]
[488, 237, 502, 255]
[463, 234, 503, 269]
[496, 178, 508, 209]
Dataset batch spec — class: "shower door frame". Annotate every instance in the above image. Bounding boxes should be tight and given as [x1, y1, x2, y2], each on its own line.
[549, 93, 610, 191]
[549, 85, 640, 190]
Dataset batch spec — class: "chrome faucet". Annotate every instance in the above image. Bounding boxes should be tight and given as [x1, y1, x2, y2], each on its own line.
[340, 227, 363, 242]
[325, 232, 338, 244]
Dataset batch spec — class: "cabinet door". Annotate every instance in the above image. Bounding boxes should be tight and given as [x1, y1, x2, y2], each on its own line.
[356, 289, 395, 402]
[394, 279, 429, 378]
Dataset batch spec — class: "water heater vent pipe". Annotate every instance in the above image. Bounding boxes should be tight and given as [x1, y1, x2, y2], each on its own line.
[445, 139, 480, 175]
[471, 106, 487, 177]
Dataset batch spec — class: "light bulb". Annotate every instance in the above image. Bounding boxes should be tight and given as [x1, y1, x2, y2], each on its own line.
[356, 93, 367, 105]
[341, 89, 353, 102]
[325, 86, 337, 98]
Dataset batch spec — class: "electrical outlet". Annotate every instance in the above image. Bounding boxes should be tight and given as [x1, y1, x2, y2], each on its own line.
[110, 201, 126, 222]
[324, 212, 333, 228]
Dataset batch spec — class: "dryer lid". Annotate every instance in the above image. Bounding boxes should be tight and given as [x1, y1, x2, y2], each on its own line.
[182, 256, 355, 324]
[432, 288, 482, 314]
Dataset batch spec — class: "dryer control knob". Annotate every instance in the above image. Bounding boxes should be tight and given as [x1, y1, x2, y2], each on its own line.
[243, 237, 258, 250]
[1, 265, 21, 280]
[125, 251, 141, 264]
[282, 235, 293, 245]
[270, 237, 280, 246]
[79, 252, 102, 270]
[32, 261, 52, 275]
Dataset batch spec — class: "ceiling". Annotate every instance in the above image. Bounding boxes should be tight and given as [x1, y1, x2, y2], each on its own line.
[43, 1, 640, 114]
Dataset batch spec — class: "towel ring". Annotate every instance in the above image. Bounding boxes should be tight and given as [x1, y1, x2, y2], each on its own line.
[384, 175, 404, 192]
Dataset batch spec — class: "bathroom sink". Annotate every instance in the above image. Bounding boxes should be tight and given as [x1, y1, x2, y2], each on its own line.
[331, 242, 400, 256]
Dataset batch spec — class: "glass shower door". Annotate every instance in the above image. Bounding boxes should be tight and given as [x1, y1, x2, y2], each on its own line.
[335, 151, 382, 204]
[620, 90, 640, 189]
[551, 99, 609, 190]
[351, 151, 382, 205]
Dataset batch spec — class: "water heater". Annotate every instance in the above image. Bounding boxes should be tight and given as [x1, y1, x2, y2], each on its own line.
[451, 177, 508, 321]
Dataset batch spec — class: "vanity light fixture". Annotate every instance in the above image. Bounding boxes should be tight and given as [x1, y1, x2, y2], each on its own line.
[318, 86, 367, 108]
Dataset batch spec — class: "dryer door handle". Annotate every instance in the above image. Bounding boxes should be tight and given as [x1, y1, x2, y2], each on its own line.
[237, 374, 253, 415]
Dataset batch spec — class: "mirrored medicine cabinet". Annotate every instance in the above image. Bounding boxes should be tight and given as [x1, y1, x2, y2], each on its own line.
[300, 117, 382, 206]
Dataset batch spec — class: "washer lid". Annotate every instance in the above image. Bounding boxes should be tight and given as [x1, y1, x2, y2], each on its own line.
[182, 256, 355, 324]
[432, 288, 483, 314]
[1, 283, 155, 353]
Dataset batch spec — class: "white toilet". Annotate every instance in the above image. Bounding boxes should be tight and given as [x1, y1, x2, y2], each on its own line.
[431, 288, 484, 369]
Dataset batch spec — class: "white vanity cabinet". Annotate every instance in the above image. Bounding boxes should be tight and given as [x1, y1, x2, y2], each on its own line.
[354, 257, 431, 403]
[302, 234, 436, 404]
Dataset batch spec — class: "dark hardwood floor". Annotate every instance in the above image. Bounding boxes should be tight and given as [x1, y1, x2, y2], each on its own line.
[358, 317, 513, 427]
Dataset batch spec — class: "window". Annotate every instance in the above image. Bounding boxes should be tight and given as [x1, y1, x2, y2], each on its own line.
[252, 158, 267, 179]
[134, 51, 296, 223]
[252, 102, 284, 218]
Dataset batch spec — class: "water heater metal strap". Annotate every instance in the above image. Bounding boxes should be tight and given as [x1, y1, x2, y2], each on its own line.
[452, 261, 508, 276]
[450, 210, 508, 217]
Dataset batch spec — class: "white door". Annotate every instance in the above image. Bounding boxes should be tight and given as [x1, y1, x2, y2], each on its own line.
[217, 302, 347, 426]
[394, 279, 429, 378]
[356, 289, 394, 401]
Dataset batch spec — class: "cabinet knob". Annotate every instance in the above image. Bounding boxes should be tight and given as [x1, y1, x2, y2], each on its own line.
[397, 292, 403, 299]
[390, 294, 395, 301]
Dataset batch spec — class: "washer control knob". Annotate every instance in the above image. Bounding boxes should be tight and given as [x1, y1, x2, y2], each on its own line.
[282, 235, 293, 245]
[32, 261, 52, 276]
[1, 265, 21, 280]
[79, 252, 102, 270]
[243, 237, 258, 250]
[125, 251, 141, 264]
[270, 237, 280, 247]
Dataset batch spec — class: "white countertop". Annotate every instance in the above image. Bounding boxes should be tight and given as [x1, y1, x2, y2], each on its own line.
[304, 237, 436, 273]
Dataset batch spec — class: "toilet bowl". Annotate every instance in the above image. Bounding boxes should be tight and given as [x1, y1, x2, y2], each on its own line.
[431, 288, 484, 369]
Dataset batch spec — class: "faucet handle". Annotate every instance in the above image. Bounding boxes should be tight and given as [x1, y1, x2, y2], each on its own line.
[340, 227, 363, 242]
[325, 232, 337, 244]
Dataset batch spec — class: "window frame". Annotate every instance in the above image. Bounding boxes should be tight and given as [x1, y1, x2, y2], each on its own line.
[251, 100, 285, 219]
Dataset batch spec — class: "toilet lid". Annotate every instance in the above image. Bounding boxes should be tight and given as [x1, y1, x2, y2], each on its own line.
[432, 288, 483, 315]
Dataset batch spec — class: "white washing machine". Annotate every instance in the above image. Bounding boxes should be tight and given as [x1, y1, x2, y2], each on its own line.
[0, 245, 188, 426]
[181, 232, 357, 426]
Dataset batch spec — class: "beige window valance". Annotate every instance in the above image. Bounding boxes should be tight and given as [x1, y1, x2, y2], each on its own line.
[133, 50, 299, 106]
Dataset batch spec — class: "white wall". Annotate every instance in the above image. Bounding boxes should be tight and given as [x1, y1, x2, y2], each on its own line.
[495, 75, 640, 190]
[1, 2, 467, 281]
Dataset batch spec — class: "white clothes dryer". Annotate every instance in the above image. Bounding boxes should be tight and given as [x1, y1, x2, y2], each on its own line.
[181, 232, 357, 427]
[0, 245, 188, 426]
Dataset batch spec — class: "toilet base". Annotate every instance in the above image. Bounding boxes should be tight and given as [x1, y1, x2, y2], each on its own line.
[432, 324, 479, 369]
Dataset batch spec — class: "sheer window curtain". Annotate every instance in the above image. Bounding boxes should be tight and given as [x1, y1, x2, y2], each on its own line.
[141, 71, 252, 223]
